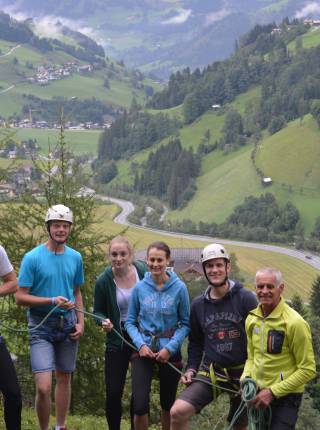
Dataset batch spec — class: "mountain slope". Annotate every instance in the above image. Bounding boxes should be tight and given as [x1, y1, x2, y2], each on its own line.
[0, 12, 159, 119]
[167, 115, 320, 234]
[0, 0, 317, 77]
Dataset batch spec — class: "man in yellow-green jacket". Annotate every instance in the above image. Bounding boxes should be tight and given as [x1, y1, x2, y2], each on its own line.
[242, 267, 316, 430]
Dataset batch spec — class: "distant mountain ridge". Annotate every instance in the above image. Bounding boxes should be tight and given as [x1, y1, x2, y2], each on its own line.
[0, 11, 156, 122]
[0, 0, 319, 77]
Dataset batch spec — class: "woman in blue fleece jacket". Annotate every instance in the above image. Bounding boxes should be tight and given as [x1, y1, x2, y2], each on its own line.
[125, 241, 190, 430]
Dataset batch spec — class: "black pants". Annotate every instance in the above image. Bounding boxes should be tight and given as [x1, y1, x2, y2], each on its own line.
[269, 393, 302, 430]
[0, 337, 22, 430]
[131, 355, 181, 416]
[105, 343, 133, 430]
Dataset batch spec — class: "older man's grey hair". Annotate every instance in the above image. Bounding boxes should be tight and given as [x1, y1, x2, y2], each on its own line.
[255, 268, 283, 287]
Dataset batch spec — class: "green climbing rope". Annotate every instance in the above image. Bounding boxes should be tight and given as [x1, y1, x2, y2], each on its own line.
[225, 378, 272, 430]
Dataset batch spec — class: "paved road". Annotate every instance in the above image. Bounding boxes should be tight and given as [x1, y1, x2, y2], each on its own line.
[97, 195, 320, 270]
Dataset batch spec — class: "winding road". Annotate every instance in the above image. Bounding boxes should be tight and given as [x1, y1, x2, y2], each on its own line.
[97, 195, 320, 270]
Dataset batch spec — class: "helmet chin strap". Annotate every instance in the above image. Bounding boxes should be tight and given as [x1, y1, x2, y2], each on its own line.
[46, 223, 67, 253]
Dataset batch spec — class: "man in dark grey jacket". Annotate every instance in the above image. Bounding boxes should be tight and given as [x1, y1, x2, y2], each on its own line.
[170, 243, 257, 430]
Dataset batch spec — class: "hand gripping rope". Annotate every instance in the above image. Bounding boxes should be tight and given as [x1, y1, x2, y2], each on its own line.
[0, 304, 272, 429]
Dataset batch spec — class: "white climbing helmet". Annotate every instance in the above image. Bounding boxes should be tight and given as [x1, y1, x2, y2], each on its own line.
[201, 243, 229, 264]
[45, 204, 73, 224]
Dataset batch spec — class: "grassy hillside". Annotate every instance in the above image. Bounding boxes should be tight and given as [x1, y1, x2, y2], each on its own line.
[168, 114, 320, 233]
[288, 27, 320, 52]
[168, 144, 262, 223]
[0, 39, 157, 118]
[12, 127, 101, 155]
[255, 115, 320, 233]
[109, 83, 320, 233]
[111, 88, 260, 186]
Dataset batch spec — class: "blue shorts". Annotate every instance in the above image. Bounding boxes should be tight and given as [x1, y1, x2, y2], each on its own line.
[28, 310, 78, 373]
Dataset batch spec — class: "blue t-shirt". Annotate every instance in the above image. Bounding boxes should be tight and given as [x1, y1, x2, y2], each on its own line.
[19, 243, 84, 313]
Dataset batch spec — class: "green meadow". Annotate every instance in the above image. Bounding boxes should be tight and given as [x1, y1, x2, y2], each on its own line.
[0, 38, 153, 118]
[168, 144, 262, 224]
[12, 127, 101, 155]
[169, 115, 320, 234]
[288, 27, 320, 52]
[255, 115, 320, 233]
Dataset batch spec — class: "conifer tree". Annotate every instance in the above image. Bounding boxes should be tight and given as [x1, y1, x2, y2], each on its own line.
[310, 276, 320, 317]
[0, 124, 111, 412]
[289, 293, 307, 318]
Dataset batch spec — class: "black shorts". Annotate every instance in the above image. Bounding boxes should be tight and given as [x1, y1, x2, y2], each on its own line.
[178, 374, 247, 427]
[270, 393, 302, 430]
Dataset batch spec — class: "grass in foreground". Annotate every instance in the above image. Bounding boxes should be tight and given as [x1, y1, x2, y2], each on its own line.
[16, 408, 128, 430]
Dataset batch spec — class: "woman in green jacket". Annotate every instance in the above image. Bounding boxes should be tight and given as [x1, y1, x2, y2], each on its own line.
[94, 236, 147, 430]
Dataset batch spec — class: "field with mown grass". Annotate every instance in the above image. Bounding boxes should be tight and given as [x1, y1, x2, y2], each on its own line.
[95, 204, 318, 300]
[12, 127, 101, 155]
[255, 115, 320, 233]
[9, 73, 144, 108]
[168, 143, 261, 224]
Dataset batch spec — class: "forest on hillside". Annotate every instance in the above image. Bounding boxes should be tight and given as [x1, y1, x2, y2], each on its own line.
[96, 18, 320, 244]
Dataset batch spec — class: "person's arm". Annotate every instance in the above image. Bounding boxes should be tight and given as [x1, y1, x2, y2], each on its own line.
[15, 286, 74, 308]
[93, 274, 115, 332]
[186, 297, 204, 372]
[69, 285, 84, 340]
[124, 285, 149, 353]
[93, 275, 109, 323]
[160, 284, 190, 358]
[269, 318, 316, 398]
[241, 316, 254, 380]
[15, 287, 74, 308]
[0, 271, 18, 297]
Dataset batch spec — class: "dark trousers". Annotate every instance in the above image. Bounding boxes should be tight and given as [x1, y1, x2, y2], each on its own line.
[0, 337, 22, 430]
[269, 393, 302, 430]
[105, 344, 133, 430]
[131, 355, 181, 416]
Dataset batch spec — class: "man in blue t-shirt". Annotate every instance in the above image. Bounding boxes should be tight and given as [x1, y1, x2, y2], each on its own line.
[17, 204, 84, 430]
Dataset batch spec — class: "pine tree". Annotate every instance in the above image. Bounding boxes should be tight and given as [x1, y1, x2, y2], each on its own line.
[310, 276, 320, 317]
[0, 124, 111, 412]
[289, 293, 307, 318]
